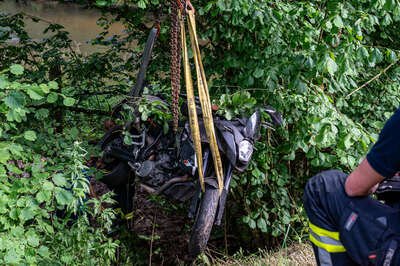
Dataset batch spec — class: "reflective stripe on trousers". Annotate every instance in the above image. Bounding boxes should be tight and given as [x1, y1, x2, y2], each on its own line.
[309, 222, 347, 266]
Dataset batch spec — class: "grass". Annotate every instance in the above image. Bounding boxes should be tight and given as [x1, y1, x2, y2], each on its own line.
[198, 243, 316, 266]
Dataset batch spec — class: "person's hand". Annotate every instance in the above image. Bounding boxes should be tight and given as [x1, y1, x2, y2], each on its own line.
[369, 183, 379, 194]
[345, 158, 385, 197]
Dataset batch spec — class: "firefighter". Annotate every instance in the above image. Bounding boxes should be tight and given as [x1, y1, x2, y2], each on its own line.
[303, 108, 400, 265]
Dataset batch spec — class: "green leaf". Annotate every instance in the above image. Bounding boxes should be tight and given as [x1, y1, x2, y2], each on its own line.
[26, 230, 40, 247]
[24, 130, 37, 141]
[123, 134, 133, 145]
[8, 143, 23, 156]
[48, 81, 58, 90]
[39, 83, 50, 94]
[55, 189, 73, 206]
[0, 76, 9, 89]
[20, 207, 35, 222]
[96, 0, 108, 7]
[325, 57, 338, 75]
[344, 134, 352, 149]
[257, 218, 268, 232]
[63, 97, 76, 106]
[34, 108, 49, 120]
[52, 173, 67, 187]
[10, 64, 24, 75]
[0, 148, 10, 164]
[4, 91, 25, 109]
[248, 219, 256, 229]
[38, 246, 50, 258]
[4, 248, 21, 264]
[253, 68, 264, 78]
[36, 190, 52, 204]
[42, 181, 55, 191]
[333, 16, 344, 28]
[325, 20, 332, 30]
[27, 86, 44, 100]
[47, 92, 59, 103]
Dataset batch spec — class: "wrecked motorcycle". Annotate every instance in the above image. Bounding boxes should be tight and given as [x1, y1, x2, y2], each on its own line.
[97, 28, 282, 256]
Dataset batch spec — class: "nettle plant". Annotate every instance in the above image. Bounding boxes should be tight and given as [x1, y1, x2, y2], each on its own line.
[0, 66, 118, 264]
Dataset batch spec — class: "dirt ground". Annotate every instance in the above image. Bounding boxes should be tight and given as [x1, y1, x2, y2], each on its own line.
[131, 187, 193, 264]
[90, 178, 315, 265]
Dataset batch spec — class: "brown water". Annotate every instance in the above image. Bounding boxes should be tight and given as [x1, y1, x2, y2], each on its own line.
[0, 0, 126, 53]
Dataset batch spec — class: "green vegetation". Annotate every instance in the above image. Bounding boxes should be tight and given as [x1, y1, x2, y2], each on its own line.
[0, 65, 118, 264]
[2, 0, 400, 264]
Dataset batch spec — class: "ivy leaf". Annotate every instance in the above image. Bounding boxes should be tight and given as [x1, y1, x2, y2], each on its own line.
[63, 97, 76, 106]
[24, 130, 37, 141]
[10, 64, 24, 75]
[325, 57, 338, 75]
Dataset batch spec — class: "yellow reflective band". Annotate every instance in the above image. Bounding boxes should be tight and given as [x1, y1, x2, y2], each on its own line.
[310, 234, 346, 253]
[309, 222, 340, 241]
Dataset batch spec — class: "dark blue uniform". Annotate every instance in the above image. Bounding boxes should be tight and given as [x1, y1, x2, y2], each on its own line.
[304, 108, 400, 265]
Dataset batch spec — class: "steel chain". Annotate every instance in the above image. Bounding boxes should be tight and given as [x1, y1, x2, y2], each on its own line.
[170, 0, 181, 133]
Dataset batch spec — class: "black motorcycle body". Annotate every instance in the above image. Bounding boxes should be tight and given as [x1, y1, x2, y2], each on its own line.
[376, 175, 400, 209]
[97, 27, 282, 256]
[99, 95, 270, 255]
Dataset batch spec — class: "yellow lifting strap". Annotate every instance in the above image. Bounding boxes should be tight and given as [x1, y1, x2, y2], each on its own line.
[179, 10, 205, 192]
[180, 9, 224, 195]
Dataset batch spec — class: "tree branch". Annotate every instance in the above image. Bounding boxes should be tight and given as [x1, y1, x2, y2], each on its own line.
[346, 62, 397, 98]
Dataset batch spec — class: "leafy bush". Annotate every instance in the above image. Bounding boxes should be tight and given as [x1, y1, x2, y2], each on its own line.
[3, 0, 400, 259]
[92, 0, 400, 242]
[0, 64, 119, 264]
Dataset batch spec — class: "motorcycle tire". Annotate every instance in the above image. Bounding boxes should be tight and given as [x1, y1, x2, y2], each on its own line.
[189, 185, 220, 257]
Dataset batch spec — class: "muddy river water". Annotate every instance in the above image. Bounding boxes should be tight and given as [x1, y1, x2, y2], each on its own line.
[0, 0, 126, 53]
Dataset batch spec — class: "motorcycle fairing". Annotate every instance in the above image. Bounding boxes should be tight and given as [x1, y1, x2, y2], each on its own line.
[215, 124, 237, 167]
[243, 111, 261, 140]
[215, 119, 250, 171]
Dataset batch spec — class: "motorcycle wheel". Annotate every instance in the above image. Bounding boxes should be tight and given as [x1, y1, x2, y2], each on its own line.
[189, 185, 220, 257]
